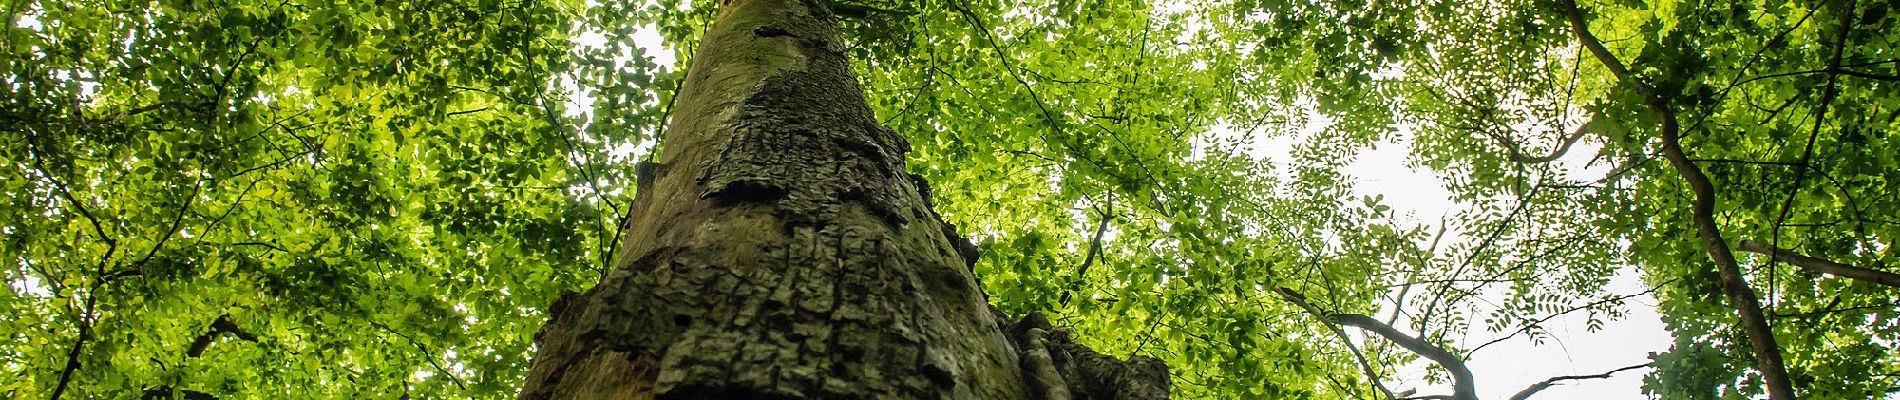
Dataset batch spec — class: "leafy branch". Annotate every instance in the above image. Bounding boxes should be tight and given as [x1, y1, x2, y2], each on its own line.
[1738, 240, 1900, 288]
[1558, 1, 1795, 398]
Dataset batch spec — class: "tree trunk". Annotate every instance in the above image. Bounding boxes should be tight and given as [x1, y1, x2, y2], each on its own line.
[518, 1, 1168, 399]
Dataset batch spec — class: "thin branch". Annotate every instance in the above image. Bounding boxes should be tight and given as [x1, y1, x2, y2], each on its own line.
[948, 1, 1060, 129]
[1470, 283, 1661, 354]
[444, 107, 490, 117]
[1831, 68, 1899, 80]
[1683, 5, 1821, 136]
[1506, 363, 1652, 400]
[946, 0, 1168, 199]
[1060, 194, 1113, 306]
[130, 179, 204, 269]
[32, 144, 112, 400]
[28, 145, 116, 262]
[1560, 1, 1794, 398]
[536, 96, 621, 274]
[227, 241, 288, 253]
[1491, 113, 1598, 164]
[88, 102, 190, 126]
[1768, 0, 1859, 312]
[369, 321, 468, 391]
[1771, 301, 1895, 320]
[1738, 239, 1900, 288]
[1728, 67, 1900, 88]
[830, 0, 911, 18]
[49, 296, 93, 400]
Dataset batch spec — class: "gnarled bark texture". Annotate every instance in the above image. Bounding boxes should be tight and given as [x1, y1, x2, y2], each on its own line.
[518, 1, 1168, 399]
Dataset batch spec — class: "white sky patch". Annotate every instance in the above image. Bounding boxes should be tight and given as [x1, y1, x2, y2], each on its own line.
[10, 272, 52, 297]
[1338, 125, 1664, 400]
[1207, 90, 1667, 399]
[13, 7, 41, 30]
[563, 7, 672, 198]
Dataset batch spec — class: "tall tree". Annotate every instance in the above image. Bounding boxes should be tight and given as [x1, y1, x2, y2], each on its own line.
[517, 0, 1166, 398]
[8, 0, 1894, 398]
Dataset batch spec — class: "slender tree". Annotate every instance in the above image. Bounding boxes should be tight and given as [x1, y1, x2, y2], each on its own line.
[517, 1, 1166, 398]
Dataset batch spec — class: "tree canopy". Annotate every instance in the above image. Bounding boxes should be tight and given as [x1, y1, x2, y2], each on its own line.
[3, 0, 1895, 398]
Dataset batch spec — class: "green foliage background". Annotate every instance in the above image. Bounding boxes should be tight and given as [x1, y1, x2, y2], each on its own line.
[3, 0, 1894, 398]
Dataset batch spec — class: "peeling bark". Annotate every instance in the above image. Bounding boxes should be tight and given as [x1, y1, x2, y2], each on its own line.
[518, 1, 1166, 399]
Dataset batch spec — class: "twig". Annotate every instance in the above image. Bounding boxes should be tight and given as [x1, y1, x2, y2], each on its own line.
[369, 321, 469, 391]
[1506, 363, 1651, 400]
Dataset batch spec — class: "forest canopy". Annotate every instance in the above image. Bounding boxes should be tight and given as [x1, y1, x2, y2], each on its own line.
[3, 0, 1896, 398]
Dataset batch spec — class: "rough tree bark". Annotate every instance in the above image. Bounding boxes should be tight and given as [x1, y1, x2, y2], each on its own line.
[518, 1, 1168, 399]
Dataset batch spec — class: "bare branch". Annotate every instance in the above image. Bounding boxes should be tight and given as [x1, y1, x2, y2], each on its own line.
[1507, 363, 1651, 400]
[1490, 113, 1599, 164]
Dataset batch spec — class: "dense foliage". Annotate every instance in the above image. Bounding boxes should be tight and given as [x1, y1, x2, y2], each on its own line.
[3, 0, 1894, 399]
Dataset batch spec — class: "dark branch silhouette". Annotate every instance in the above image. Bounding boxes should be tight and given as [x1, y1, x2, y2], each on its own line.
[1488, 114, 1600, 164]
[185, 315, 260, 358]
[1507, 363, 1651, 400]
[1061, 195, 1114, 306]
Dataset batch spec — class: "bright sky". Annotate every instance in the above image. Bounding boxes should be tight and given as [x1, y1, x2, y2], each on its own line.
[1337, 134, 1668, 400]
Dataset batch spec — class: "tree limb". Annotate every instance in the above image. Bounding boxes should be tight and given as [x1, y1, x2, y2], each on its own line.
[185, 314, 259, 358]
[1276, 287, 1398, 400]
[140, 387, 217, 400]
[1331, 313, 1477, 400]
[1768, 0, 1859, 311]
[830, 1, 911, 19]
[1738, 240, 1900, 288]
[1560, 1, 1795, 398]
[1506, 363, 1651, 400]
[1060, 195, 1113, 306]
